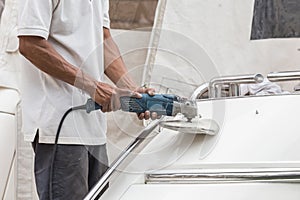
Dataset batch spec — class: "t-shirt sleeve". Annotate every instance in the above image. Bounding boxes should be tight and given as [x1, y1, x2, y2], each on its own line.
[17, 0, 56, 39]
[103, 0, 110, 29]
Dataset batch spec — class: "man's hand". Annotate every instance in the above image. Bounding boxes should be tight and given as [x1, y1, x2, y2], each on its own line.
[91, 83, 158, 120]
[91, 81, 140, 113]
[134, 86, 158, 120]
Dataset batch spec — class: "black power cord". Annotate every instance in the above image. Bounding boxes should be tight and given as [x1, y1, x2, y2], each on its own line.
[49, 99, 102, 200]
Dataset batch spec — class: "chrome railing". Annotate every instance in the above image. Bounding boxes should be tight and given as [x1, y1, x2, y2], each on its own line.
[267, 71, 300, 82]
[145, 168, 300, 184]
[190, 82, 209, 100]
[191, 74, 264, 99]
[209, 73, 264, 98]
[84, 119, 163, 200]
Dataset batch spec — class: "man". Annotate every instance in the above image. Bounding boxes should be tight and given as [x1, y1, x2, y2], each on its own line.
[18, 0, 154, 199]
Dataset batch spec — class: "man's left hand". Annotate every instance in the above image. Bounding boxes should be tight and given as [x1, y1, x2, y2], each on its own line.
[134, 86, 157, 120]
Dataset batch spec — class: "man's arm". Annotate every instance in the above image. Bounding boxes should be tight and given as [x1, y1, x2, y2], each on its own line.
[18, 36, 130, 112]
[103, 28, 155, 119]
[103, 28, 137, 90]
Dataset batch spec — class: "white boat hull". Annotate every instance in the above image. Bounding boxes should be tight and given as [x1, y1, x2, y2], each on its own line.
[102, 94, 300, 199]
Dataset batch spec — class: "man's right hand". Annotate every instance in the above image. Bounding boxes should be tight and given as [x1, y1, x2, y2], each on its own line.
[90, 81, 159, 121]
[91, 81, 140, 113]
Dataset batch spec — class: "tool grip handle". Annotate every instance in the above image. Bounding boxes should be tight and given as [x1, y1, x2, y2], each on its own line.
[120, 94, 176, 116]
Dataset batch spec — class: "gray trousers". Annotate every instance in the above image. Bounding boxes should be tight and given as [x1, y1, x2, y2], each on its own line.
[32, 134, 109, 200]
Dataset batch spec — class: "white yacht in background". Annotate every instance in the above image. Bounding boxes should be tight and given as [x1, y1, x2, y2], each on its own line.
[0, 0, 21, 199]
[0, 88, 19, 200]
[1, 0, 300, 199]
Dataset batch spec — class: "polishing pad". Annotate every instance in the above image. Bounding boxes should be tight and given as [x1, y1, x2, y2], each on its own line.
[160, 118, 219, 135]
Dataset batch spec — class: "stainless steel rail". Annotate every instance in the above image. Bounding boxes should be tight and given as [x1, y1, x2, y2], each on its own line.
[145, 168, 300, 184]
[0, 111, 15, 116]
[84, 119, 162, 200]
[267, 71, 300, 82]
[190, 82, 209, 100]
[209, 74, 264, 98]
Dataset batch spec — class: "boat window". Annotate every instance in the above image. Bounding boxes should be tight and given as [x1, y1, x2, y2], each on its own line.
[109, 0, 158, 30]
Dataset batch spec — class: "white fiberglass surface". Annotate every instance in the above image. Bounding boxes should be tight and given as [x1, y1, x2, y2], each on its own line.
[103, 94, 300, 199]
[169, 94, 300, 164]
[120, 183, 300, 200]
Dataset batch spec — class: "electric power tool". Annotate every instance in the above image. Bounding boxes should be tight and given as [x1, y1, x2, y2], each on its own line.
[86, 94, 198, 122]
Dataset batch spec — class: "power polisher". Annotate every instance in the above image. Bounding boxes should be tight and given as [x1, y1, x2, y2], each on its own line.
[86, 94, 198, 121]
[86, 94, 219, 135]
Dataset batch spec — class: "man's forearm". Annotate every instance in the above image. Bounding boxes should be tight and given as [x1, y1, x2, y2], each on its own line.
[19, 36, 97, 96]
[103, 28, 138, 91]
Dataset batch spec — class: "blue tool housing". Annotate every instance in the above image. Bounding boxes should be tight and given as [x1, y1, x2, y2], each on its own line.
[120, 94, 178, 116]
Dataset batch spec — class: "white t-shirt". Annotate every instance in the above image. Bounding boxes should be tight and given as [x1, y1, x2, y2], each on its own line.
[17, 0, 110, 145]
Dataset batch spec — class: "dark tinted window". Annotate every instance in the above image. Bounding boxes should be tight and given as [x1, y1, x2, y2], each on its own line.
[251, 0, 300, 39]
